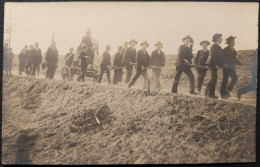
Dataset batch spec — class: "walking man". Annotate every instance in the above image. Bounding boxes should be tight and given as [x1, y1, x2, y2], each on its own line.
[171, 35, 196, 94]
[128, 41, 150, 89]
[194, 40, 210, 92]
[205, 33, 224, 98]
[45, 41, 59, 79]
[220, 36, 242, 98]
[150, 41, 165, 90]
[65, 47, 75, 67]
[18, 45, 28, 75]
[113, 46, 124, 85]
[123, 39, 137, 84]
[30, 42, 42, 76]
[97, 45, 112, 84]
[77, 44, 92, 82]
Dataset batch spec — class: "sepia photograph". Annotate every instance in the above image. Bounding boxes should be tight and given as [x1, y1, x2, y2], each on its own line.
[1, 1, 259, 165]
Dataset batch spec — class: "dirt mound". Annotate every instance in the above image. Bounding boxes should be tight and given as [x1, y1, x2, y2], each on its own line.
[2, 75, 256, 164]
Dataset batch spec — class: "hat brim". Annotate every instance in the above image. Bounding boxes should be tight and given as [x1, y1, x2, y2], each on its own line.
[200, 41, 210, 46]
[154, 44, 163, 48]
[141, 43, 149, 47]
[182, 37, 192, 42]
[129, 41, 137, 44]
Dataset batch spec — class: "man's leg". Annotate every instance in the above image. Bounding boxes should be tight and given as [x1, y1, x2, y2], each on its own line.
[128, 70, 142, 87]
[19, 62, 22, 74]
[37, 64, 40, 75]
[113, 69, 118, 84]
[208, 66, 218, 97]
[125, 65, 133, 84]
[31, 64, 37, 76]
[171, 66, 183, 93]
[118, 69, 123, 83]
[142, 69, 148, 89]
[220, 68, 229, 97]
[105, 67, 111, 84]
[227, 68, 238, 91]
[184, 67, 195, 93]
[97, 66, 104, 83]
[197, 69, 205, 92]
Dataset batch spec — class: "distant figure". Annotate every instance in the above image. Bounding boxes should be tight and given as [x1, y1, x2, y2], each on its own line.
[113, 46, 124, 85]
[65, 47, 75, 67]
[18, 45, 28, 75]
[205, 33, 224, 98]
[7, 48, 14, 75]
[237, 48, 258, 100]
[45, 41, 59, 79]
[77, 44, 91, 82]
[123, 39, 137, 84]
[77, 29, 93, 53]
[220, 36, 242, 98]
[171, 35, 196, 94]
[150, 41, 165, 90]
[97, 45, 111, 84]
[128, 41, 150, 89]
[25, 45, 34, 75]
[122, 41, 128, 56]
[194, 40, 210, 93]
[3, 43, 9, 75]
[30, 42, 42, 76]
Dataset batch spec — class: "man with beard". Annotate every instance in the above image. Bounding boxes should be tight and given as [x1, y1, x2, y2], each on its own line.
[150, 41, 165, 90]
[18, 45, 28, 75]
[128, 41, 150, 89]
[97, 45, 112, 84]
[45, 41, 59, 79]
[220, 36, 242, 98]
[113, 46, 124, 85]
[30, 42, 42, 76]
[123, 39, 137, 84]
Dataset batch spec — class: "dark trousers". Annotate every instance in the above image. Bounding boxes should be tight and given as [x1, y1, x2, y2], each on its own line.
[196, 68, 207, 92]
[8, 60, 13, 74]
[31, 63, 39, 76]
[98, 65, 111, 84]
[171, 66, 195, 93]
[113, 68, 123, 85]
[78, 65, 88, 82]
[37, 64, 40, 75]
[46, 65, 57, 79]
[125, 65, 133, 84]
[129, 69, 148, 89]
[19, 61, 25, 73]
[238, 75, 256, 95]
[151, 68, 161, 89]
[220, 67, 238, 95]
[205, 65, 218, 97]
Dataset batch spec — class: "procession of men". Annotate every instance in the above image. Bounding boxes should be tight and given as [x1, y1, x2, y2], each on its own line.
[4, 29, 258, 100]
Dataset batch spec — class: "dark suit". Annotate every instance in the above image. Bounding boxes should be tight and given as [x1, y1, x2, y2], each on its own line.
[98, 51, 111, 84]
[194, 49, 209, 92]
[19, 50, 27, 74]
[123, 47, 136, 84]
[171, 44, 195, 93]
[30, 48, 42, 76]
[113, 51, 124, 84]
[220, 46, 242, 96]
[150, 50, 165, 89]
[65, 53, 75, 67]
[77, 50, 89, 82]
[45, 46, 59, 79]
[205, 43, 224, 97]
[129, 49, 150, 89]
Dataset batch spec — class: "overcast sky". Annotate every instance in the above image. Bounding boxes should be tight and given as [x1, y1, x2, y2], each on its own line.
[4, 2, 259, 55]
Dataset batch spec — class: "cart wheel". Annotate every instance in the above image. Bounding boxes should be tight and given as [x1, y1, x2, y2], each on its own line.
[61, 65, 71, 81]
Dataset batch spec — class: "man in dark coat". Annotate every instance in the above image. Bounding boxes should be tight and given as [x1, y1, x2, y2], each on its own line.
[171, 35, 196, 94]
[77, 44, 91, 82]
[113, 46, 124, 85]
[30, 42, 42, 76]
[65, 47, 75, 67]
[237, 48, 258, 100]
[128, 41, 150, 89]
[205, 33, 224, 98]
[123, 39, 137, 84]
[194, 40, 210, 92]
[45, 41, 59, 79]
[18, 45, 28, 75]
[25, 45, 34, 75]
[97, 45, 111, 84]
[220, 36, 242, 98]
[150, 41, 165, 90]
[77, 29, 93, 53]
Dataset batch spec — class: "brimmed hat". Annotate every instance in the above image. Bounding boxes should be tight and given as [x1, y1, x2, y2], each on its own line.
[200, 40, 210, 46]
[212, 33, 222, 42]
[182, 35, 192, 42]
[225, 36, 237, 44]
[141, 41, 149, 47]
[154, 41, 163, 48]
[129, 39, 137, 44]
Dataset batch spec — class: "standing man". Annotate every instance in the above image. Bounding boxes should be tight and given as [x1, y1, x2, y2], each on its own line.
[77, 29, 93, 53]
[45, 41, 59, 79]
[18, 45, 28, 75]
[171, 35, 196, 94]
[30, 42, 43, 76]
[97, 45, 112, 84]
[3, 43, 9, 75]
[77, 44, 92, 82]
[205, 33, 224, 98]
[123, 39, 137, 84]
[150, 41, 165, 90]
[113, 46, 124, 85]
[237, 48, 258, 100]
[194, 40, 210, 93]
[220, 36, 242, 98]
[25, 45, 34, 75]
[128, 41, 150, 89]
[7, 48, 14, 75]
[65, 47, 75, 67]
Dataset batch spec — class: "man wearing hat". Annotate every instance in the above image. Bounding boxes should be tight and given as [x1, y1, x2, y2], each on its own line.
[30, 42, 43, 76]
[77, 29, 93, 53]
[150, 41, 165, 90]
[171, 35, 196, 94]
[45, 41, 59, 79]
[97, 45, 112, 84]
[65, 47, 75, 67]
[113, 46, 124, 85]
[194, 40, 210, 92]
[220, 36, 242, 98]
[128, 41, 150, 89]
[77, 44, 91, 82]
[123, 39, 137, 84]
[205, 33, 224, 98]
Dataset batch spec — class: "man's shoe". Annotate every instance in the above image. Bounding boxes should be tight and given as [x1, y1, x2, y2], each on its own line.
[171, 90, 178, 94]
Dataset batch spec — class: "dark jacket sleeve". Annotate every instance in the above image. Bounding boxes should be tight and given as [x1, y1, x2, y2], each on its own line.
[176, 46, 185, 66]
[234, 52, 242, 66]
